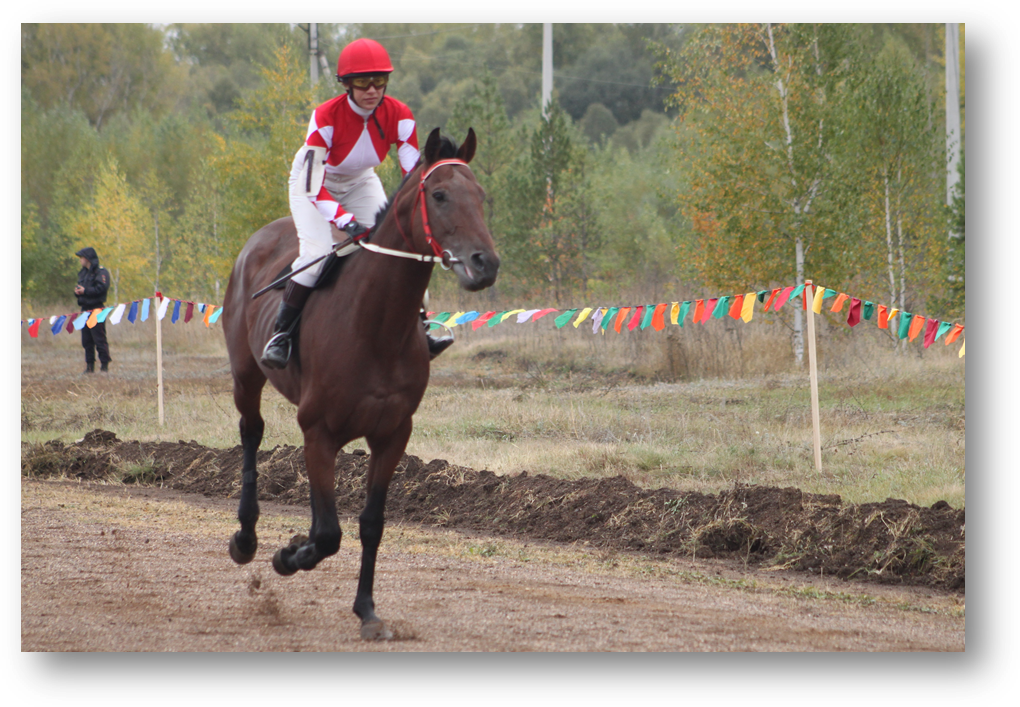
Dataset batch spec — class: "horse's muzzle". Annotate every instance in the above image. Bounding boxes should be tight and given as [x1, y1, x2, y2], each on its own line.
[453, 250, 500, 291]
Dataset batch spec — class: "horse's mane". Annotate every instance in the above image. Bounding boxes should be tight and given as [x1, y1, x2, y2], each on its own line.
[368, 135, 461, 232]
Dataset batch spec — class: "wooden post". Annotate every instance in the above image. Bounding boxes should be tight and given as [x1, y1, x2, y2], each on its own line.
[804, 280, 822, 472]
[155, 293, 165, 427]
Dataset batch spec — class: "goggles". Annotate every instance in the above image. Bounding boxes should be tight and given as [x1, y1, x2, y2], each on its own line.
[345, 74, 389, 89]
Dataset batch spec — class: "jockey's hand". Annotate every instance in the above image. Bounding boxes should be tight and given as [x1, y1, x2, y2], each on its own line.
[342, 220, 370, 242]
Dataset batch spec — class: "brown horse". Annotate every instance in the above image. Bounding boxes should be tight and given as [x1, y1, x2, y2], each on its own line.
[222, 128, 499, 640]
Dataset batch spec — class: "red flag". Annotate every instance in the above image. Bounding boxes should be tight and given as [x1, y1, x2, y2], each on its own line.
[701, 298, 717, 323]
[472, 311, 497, 330]
[772, 286, 795, 311]
[28, 319, 41, 337]
[627, 306, 644, 331]
[846, 298, 862, 327]
[532, 308, 558, 321]
[923, 318, 940, 348]
[184, 301, 195, 323]
[65, 315, 75, 334]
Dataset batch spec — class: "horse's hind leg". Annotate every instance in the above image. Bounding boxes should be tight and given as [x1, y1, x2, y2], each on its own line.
[353, 418, 412, 641]
[228, 367, 267, 564]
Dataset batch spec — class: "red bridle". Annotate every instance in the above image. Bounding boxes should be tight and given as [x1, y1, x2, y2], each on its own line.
[394, 158, 471, 268]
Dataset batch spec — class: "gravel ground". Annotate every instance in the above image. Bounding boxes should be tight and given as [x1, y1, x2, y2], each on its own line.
[21, 479, 964, 652]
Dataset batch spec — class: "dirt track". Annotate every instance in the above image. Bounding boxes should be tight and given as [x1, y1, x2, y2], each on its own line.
[19, 426, 966, 648]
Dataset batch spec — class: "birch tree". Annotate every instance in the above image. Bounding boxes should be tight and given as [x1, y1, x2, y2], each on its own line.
[658, 23, 855, 363]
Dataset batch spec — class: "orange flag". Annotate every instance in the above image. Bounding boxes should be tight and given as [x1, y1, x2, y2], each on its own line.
[728, 294, 744, 319]
[651, 303, 667, 331]
[762, 288, 780, 312]
[908, 314, 926, 342]
[86, 309, 100, 328]
[877, 305, 889, 329]
[614, 307, 630, 333]
[945, 324, 964, 344]
[693, 299, 704, 323]
[830, 293, 850, 313]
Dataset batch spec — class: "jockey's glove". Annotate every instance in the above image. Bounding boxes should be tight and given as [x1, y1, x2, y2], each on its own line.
[342, 220, 370, 242]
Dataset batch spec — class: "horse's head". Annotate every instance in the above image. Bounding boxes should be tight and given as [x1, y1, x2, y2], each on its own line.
[413, 127, 500, 292]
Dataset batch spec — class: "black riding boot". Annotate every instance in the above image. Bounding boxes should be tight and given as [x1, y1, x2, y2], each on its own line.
[83, 361, 95, 374]
[261, 281, 313, 369]
[421, 311, 454, 360]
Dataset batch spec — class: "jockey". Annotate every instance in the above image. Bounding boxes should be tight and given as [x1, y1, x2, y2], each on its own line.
[261, 37, 452, 369]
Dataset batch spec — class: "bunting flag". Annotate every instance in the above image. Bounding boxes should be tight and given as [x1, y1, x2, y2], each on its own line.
[21, 283, 963, 358]
[692, 299, 705, 324]
[652, 304, 667, 331]
[740, 293, 755, 323]
[640, 304, 655, 330]
[959, 341, 965, 357]
[897, 312, 912, 340]
[772, 286, 795, 311]
[908, 314, 926, 342]
[923, 318, 940, 348]
[728, 294, 744, 319]
[831, 293, 850, 313]
[811, 286, 826, 314]
[573, 307, 593, 328]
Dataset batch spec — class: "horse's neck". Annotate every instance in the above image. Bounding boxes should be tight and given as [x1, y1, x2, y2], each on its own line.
[342, 186, 433, 324]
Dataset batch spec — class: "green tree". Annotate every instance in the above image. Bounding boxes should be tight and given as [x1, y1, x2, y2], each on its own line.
[68, 157, 153, 301]
[657, 23, 859, 362]
[21, 23, 186, 129]
[209, 43, 314, 261]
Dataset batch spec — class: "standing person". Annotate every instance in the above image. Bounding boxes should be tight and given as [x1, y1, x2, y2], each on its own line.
[74, 247, 112, 373]
[261, 37, 452, 369]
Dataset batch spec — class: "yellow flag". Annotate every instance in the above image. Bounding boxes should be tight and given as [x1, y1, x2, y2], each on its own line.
[811, 285, 825, 314]
[741, 292, 756, 322]
[446, 311, 466, 327]
[888, 308, 899, 322]
[500, 309, 524, 323]
[958, 341, 965, 358]
[669, 302, 680, 325]
[572, 307, 593, 327]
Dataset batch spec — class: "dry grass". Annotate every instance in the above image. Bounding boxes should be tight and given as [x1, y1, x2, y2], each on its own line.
[21, 302, 965, 508]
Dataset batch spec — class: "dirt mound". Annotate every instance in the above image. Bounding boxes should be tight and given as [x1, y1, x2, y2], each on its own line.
[22, 429, 965, 593]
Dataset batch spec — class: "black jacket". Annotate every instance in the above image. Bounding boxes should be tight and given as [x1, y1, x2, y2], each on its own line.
[75, 247, 110, 310]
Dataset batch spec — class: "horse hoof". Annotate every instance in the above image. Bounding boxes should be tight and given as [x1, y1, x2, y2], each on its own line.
[360, 619, 393, 641]
[228, 532, 257, 564]
[272, 547, 298, 576]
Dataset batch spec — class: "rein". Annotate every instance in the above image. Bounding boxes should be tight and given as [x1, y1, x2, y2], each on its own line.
[378, 158, 471, 270]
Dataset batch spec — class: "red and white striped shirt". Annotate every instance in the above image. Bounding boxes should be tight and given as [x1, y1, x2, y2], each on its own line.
[302, 94, 419, 226]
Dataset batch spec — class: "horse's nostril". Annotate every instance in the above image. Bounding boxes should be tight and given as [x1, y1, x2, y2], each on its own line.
[470, 252, 497, 274]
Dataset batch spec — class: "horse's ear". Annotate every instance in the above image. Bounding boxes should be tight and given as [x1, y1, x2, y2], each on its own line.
[423, 127, 442, 165]
[456, 128, 477, 164]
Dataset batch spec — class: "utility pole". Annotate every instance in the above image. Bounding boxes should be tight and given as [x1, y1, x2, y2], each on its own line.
[945, 23, 961, 232]
[542, 23, 553, 118]
[309, 22, 320, 85]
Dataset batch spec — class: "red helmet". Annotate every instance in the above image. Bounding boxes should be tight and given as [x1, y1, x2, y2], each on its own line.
[336, 38, 394, 78]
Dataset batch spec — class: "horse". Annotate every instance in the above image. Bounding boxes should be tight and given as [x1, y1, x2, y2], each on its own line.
[221, 128, 499, 640]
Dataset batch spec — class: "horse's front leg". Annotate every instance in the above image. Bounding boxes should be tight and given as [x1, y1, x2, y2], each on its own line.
[353, 418, 412, 641]
[229, 374, 266, 564]
[272, 425, 342, 575]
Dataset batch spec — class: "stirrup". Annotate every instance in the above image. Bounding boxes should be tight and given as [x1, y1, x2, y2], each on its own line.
[261, 332, 292, 369]
[423, 319, 455, 361]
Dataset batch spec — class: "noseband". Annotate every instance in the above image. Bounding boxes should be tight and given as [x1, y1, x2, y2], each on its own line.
[360, 158, 472, 270]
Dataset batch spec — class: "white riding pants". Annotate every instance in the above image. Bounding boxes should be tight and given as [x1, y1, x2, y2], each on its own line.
[288, 152, 388, 287]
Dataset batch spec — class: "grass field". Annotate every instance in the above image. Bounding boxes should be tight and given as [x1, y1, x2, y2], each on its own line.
[20, 303, 965, 508]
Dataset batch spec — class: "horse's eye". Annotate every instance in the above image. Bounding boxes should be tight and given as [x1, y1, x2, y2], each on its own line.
[432, 190, 446, 203]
